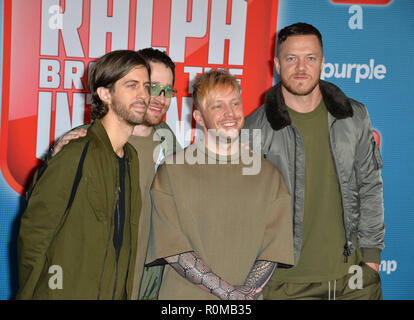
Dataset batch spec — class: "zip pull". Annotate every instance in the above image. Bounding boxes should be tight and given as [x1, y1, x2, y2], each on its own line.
[343, 243, 352, 263]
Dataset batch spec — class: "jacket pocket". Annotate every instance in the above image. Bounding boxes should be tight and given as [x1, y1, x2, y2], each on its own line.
[361, 262, 381, 285]
[371, 137, 383, 170]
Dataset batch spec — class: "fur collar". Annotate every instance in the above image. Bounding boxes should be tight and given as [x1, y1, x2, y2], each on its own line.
[264, 80, 354, 131]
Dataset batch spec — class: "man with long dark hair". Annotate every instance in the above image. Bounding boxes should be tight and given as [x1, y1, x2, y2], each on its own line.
[42, 48, 181, 300]
[17, 50, 150, 299]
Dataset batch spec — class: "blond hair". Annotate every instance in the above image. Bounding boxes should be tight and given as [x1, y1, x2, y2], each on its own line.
[192, 69, 241, 110]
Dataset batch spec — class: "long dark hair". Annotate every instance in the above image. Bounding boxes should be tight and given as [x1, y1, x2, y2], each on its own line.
[88, 50, 150, 120]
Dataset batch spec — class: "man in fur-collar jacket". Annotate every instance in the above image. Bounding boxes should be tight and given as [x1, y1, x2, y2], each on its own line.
[244, 22, 384, 300]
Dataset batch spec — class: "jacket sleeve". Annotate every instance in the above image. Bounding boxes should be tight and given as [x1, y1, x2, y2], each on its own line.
[244, 105, 269, 156]
[17, 142, 83, 299]
[138, 265, 164, 300]
[25, 150, 53, 201]
[154, 121, 182, 157]
[258, 169, 294, 268]
[26, 123, 92, 201]
[354, 105, 385, 263]
[145, 164, 193, 265]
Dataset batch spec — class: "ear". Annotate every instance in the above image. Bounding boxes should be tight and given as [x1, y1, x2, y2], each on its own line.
[97, 87, 111, 105]
[321, 55, 325, 70]
[274, 56, 281, 75]
[193, 109, 205, 128]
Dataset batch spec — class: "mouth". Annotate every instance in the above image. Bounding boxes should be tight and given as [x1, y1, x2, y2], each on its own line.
[148, 104, 163, 114]
[221, 121, 238, 129]
[293, 74, 309, 80]
[131, 102, 147, 113]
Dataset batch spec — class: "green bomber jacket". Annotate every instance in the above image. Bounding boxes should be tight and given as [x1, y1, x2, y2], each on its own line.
[17, 119, 142, 299]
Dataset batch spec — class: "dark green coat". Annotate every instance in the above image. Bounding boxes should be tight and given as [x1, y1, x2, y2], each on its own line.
[17, 119, 142, 299]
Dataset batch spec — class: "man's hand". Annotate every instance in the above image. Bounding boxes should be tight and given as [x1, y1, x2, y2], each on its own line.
[52, 128, 87, 156]
[365, 262, 380, 273]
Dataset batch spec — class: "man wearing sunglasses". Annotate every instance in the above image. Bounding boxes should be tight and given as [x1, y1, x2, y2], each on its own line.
[29, 48, 180, 299]
[127, 48, 180, 300]
[51, 48, 179, 159]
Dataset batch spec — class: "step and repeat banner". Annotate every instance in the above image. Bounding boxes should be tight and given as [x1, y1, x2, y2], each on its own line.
[0, 0, 413, 299]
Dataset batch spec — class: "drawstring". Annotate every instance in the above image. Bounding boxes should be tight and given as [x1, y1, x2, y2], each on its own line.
[328, 280, 337, 300]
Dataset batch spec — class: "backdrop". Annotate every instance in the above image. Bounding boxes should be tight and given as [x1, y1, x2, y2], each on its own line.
[0, 0, 413, 300]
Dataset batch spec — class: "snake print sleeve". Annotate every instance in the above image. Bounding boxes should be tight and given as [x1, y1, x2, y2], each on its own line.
[165, 251, 255, 300]
[244, 260, 277, 297]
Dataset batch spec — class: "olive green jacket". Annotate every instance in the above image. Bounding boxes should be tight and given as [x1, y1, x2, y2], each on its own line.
[17, 119, 142, 299]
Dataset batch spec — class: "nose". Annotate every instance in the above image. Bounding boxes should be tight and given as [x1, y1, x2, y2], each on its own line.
[296, 57, 306, 72]
[152, 90, 166, 103]
[223, 103, 236, 118]
[137, 84, 150, 104]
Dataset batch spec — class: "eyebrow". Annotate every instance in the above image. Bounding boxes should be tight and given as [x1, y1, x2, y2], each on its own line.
[123, 79, 150, 85]
[209, 97, 241, 104]
[284, 52, 319, 56]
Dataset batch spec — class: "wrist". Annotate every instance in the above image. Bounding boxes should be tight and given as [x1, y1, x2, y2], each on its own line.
[210, 279, 235, 300]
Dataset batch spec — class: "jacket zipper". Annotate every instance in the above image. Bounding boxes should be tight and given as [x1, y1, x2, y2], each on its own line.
[97, 159, 120, 299]
[290, 126, 298, 263]
[112, 254, 119, 299]
[125, 158, 133, 298]
[328, 119, 351, 263]
[292, 127, 297, 226]
[112, 154, 131, 299]
[112, 187, 121, 300]
[112, 154, 126, 299]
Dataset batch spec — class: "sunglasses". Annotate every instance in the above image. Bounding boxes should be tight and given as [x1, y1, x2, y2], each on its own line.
[150, 84, 177, 98]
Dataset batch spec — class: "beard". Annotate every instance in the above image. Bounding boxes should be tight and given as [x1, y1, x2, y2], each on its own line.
[142, 100, 169, 126]
[142, 109, 164, 126]
[112, 99, 147, 126]
[281, 74, 320, 96]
